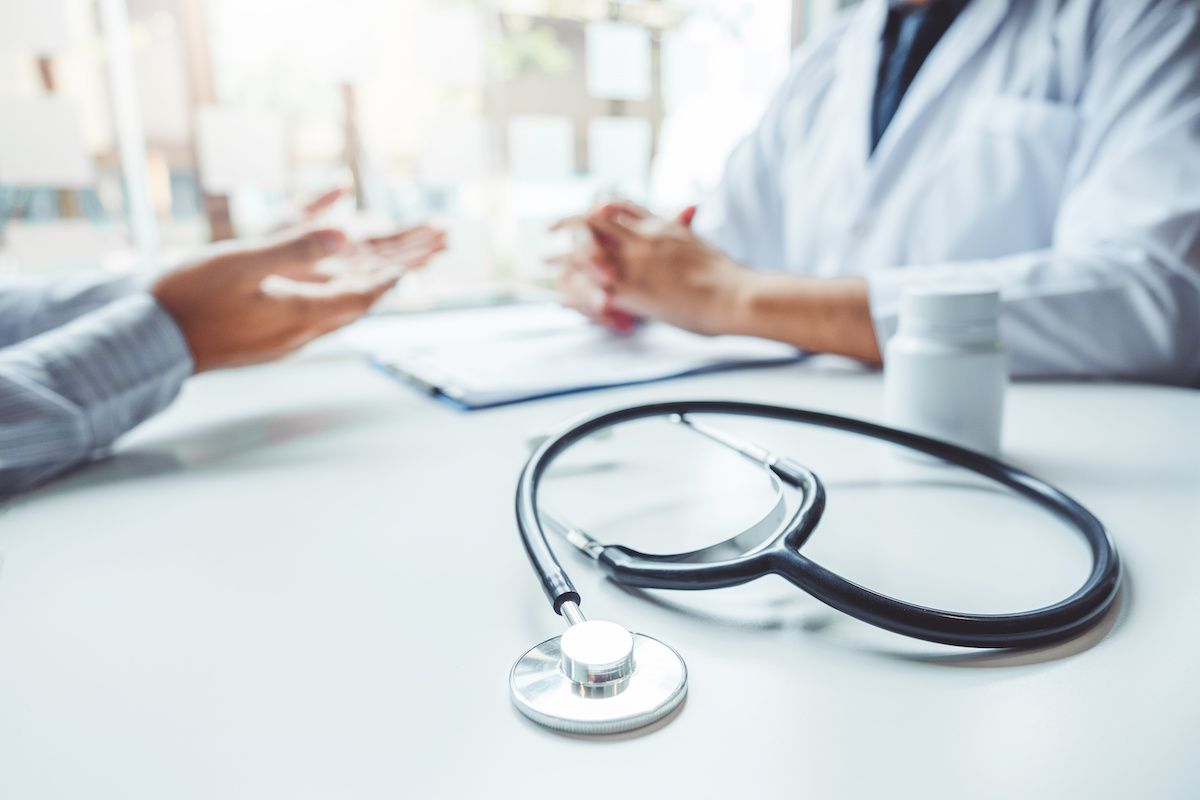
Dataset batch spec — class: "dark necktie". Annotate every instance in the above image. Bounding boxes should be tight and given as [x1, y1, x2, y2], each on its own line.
[871, 0, 967, 154]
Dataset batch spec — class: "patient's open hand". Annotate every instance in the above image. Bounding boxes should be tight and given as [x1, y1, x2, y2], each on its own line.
[153, 224, 445, 373]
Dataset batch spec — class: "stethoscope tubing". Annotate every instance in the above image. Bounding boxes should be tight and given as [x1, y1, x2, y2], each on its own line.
[516, 400, 1122, 649]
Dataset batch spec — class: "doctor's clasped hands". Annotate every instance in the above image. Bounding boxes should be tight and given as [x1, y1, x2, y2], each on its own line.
[557, 201, 883, 364]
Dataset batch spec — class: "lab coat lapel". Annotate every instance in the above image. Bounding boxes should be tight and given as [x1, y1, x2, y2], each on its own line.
[869, 0, 1012, 168]
[832, 1, 889, 169]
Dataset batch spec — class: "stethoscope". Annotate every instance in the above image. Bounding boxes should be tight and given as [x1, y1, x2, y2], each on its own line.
[509, 401, 1122, 735]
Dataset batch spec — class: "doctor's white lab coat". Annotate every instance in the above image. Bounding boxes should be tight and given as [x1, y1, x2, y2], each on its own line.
[693, 0, 1200, 385]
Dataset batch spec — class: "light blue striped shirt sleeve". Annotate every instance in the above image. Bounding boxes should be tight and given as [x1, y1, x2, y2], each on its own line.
[0, 274, 141, 348]
[0, 292, 193, 497]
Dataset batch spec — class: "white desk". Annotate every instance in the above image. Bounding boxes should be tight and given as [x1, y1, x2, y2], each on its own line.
[0, 352, 1197, 799]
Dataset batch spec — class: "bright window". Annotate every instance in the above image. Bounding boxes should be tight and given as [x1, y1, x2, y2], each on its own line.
[0, 0, 817, 308]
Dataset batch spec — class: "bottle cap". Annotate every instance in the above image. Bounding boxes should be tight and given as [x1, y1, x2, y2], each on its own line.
[900, 287, 1000, 328]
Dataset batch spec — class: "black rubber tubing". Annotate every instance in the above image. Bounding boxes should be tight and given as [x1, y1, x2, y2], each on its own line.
[515, 400, 1121, 648]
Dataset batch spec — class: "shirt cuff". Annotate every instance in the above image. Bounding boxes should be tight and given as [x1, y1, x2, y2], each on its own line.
[864, 269, 908, 347]
[20, 293, 194, 450]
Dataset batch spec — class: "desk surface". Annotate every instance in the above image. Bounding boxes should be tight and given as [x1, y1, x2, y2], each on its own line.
[0, 350, 1197, 800]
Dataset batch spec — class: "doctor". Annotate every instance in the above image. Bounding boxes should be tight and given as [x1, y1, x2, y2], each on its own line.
[558, 0, 1200, 385]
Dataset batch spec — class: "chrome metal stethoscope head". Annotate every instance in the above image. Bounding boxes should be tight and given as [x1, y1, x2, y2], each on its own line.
[509, 602, 688, 735]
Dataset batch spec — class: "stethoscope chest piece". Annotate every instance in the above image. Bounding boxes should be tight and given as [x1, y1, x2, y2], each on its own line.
[510, 619, 687, 735]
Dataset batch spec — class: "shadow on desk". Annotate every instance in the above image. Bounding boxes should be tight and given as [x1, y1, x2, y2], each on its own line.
[25, 405, 390, 500]
[613, 576, 1129, 670]
[900, 577, 1129, 669]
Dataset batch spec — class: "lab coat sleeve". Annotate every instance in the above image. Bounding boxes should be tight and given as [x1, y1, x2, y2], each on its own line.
[0, 293, 193, 497]
[866, 1, 1200, 385]
[0, 273, 141, 348]
[691, 26, 847, 269]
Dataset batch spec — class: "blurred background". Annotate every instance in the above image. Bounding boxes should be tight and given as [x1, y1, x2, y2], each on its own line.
[0, 0, 859, 308]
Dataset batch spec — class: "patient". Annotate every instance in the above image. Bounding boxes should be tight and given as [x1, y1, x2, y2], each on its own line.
[0, 190, 444, 495]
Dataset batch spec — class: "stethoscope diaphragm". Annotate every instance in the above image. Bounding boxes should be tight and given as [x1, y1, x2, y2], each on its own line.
[509, 618, 687, 736]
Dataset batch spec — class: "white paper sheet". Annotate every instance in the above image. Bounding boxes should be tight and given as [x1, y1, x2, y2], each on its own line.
[416, 7, 485, 88]
[0, 0, 72, 54]
[135, 15, 194, 144]
[339, 304, 798, 408]
[194, 106, 287, 194]
[588, 116, 651, 184]
[0, 220, 127, 271]
[508, 115, 575, 181]
[585, 22, 652, 102]
[0, 96, 93, 187]
[419, 117, 490, 184]
[661, 21, 714, 107]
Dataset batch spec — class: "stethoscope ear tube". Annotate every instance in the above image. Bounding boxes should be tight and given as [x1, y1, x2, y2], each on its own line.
[515, 400, 1121, 647]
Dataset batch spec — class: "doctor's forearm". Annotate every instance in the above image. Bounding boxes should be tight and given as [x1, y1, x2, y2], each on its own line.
[727, 274, 883, 364]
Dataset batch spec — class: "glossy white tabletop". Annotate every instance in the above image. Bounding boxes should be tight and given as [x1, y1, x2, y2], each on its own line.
[0, 348, 1196, 799]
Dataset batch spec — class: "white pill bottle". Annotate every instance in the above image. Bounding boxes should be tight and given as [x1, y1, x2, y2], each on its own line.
[883, 288, 1007, 456]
